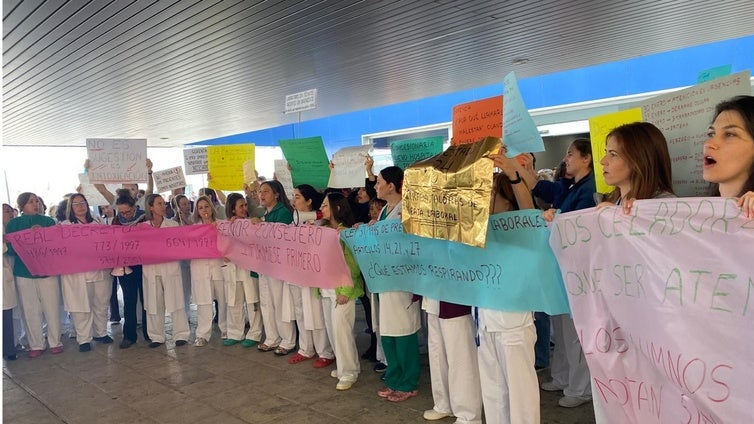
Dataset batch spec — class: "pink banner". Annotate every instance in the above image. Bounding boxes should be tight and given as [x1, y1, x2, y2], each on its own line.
[549, 198, 754, 423]
[216, 220, 352, 289]
[7, 224, 222, 276]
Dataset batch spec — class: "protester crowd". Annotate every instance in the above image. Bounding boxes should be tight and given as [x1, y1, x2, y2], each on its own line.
[3, 96, 754, 424]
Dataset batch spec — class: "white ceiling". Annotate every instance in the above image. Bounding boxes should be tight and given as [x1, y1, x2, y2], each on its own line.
[3, 0, 754, 148]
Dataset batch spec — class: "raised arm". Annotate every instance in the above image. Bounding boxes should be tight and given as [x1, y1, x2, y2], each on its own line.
[490, 149, 534, 210]
[145, 158, 154, 196]
[85, 159, 116, 205]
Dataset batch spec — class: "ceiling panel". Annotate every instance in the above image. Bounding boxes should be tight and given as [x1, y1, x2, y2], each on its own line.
[3, 0, 754, 147]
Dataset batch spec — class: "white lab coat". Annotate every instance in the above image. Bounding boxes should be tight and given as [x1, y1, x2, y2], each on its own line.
[3, 245, 17, 310]
[142, 219, 183, 314]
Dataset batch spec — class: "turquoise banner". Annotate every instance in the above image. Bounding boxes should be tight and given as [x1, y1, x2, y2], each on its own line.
[390, 136, 444, 170]
[341, 210, 570, 314]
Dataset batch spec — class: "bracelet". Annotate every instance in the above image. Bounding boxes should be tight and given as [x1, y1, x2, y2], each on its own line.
[508, 171, 522, 184]
[148, 171, 153, 175]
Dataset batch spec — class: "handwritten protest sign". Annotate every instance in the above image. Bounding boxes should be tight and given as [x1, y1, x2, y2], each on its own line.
[278, 136, 331, 189]
[640, 71, 751, 196]
[451, 96, 503, 145]
[183, 147, 208, 175]
[7, 224, 221, 276]
[216, 220, 352, 289]
[78, 173, 118, 206]
[86, 138, 148, 184]
[341, 210, 569, 314]
[390, 136, 444, 170]
[207, 144, 255, 190]
[503, 71, 545, 156]
[242, 160, 256, 186]
[274, 160, 295, 200]
[402, 136, 499, 247]
[371, 154, 394, 172]
[152, 166, 186, 193]
[328, 145, 372, 188]
[589, 108, 644, 194]
[549, 198, 754, 423]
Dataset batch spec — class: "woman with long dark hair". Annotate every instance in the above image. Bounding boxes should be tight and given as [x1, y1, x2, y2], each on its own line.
[703, 95, 754, 217]
[251, 181, 296, 355]
[222, 193, 263, 347]
[287, 184, 335, 368]
[533, 138, 596, 408]
[373, 166, 423, 403]
[319, 192, 364, 390]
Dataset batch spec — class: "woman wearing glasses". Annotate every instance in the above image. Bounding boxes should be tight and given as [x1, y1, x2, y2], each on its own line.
[60, 193, 113, 352]
[111, 189, 149, 349]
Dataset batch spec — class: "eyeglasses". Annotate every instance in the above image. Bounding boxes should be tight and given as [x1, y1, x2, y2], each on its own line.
[71, 201, 87, 206]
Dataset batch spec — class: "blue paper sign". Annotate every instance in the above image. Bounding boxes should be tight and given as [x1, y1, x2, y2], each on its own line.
[502, 71, 545, 156]
[341, 210, 570, 314]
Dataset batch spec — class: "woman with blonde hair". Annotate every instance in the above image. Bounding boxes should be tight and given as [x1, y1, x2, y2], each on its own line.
[141, 194, 189, 348]
[190, 195, 227, 346]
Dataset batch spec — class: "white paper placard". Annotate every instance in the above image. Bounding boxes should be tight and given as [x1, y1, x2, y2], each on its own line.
[274, 160, 295, 200]
[327, 145, 372, 188]
[86, 138, 148, 183]
[183, 147, 208, 175]
[152, 166, 187, 193]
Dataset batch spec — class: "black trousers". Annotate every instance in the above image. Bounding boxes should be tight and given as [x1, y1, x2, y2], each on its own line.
[109, 277, 121, 321]
[3, 309, 15, 358]
[118, 266, 148, 342]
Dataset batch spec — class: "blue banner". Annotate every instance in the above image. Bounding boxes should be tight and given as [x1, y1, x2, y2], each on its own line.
[341, 210, 570, 314]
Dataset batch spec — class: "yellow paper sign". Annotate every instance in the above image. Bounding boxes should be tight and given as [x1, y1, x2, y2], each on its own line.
[207, 144, 255, 190]
[242, 160, 256, 185]
[588, 108, 643, 194]
[402, 136, 500, 248]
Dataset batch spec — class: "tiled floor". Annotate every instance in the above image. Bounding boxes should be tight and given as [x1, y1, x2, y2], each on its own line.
[3, 305, 595, 423]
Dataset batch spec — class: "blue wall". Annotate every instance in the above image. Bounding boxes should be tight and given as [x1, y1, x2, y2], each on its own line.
[189, 35, 754, 151]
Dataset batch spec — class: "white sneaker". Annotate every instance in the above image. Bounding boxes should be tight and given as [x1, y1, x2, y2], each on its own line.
[558, 395, 592, 408]
[541, 381, 567, 392]
[330, 370, 339, 379]
[194, 337, 208, 347]
[336, 379, 354, 390]
[423, 409, 453, 420]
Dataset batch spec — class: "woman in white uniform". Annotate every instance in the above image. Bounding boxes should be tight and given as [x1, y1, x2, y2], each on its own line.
[372, 167, 422, 403]
[286, 184, 335, 368]
[476, 148, 540, 424]
[60, 193, 114, 352]
[190, 195, 227, 346]
[319, 192, 365, 390]
[222, 193, 264, 347]
[141, 194, 189, 348]
[251, 181, 295, 356]
[3, 205, 18, 360]
[5, 192, 62, 358]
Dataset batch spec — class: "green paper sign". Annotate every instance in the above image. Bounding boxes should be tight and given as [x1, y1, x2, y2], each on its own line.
[390, 136, 444, 170]
[278, 136, 331, 189]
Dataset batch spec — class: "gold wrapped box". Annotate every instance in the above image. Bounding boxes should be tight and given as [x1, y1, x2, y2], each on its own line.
[402, 136, 500, 248]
